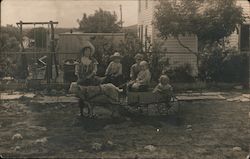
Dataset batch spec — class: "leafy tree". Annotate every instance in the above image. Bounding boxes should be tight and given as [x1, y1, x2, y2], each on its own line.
[154, 0, 245, 57]
[77, 8, 121, 33]
[27, 27, 47, 48]
[0, 25, 20, 52]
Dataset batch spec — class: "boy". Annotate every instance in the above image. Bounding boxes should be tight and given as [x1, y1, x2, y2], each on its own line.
[104, 52, 123, 86]
[130, 60, 151, 91]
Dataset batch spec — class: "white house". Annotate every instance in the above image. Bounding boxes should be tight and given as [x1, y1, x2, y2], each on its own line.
[227, 0, 250, 53]
[138, 0, 250, 75]
[138, 0, 198, 75]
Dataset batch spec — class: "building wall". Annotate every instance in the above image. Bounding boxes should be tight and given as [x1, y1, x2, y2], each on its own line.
[226, 0, 250, 51]
[57, 33, 125, 65]
[138, 0, 156, 47]
[138, 0, 198, 75]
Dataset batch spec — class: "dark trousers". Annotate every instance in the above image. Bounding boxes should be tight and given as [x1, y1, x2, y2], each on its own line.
[103, 74, 123, 87]
[127, 83, 149, 92]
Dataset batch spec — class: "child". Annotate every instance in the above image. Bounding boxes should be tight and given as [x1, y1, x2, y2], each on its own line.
[153, 75, 173, 95]
[130, 60, 151, 91]
[104, 52, 123, 86]
[130, 53, 143, 80]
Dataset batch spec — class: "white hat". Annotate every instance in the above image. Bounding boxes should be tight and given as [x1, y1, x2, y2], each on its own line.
[140, 60, 148, 66]
[110, 52, 122, 60]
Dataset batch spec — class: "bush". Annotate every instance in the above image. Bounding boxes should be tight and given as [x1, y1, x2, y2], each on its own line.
[168, 63, 196, 83]
[199, 46, 249, 83]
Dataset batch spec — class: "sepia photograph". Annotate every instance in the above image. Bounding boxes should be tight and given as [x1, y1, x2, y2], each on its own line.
[0, 0, 250, 158]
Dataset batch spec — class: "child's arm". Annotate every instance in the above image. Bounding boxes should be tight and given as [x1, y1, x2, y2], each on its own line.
[105, 62, 112, 76]
[115, 63, 122, 76]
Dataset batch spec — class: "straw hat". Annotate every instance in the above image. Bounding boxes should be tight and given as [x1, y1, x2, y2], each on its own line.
[80, 41, 95, 56]
[110, 52, 122, 60]
[139, 60, 148, 67]
[134, 53, 143, 60]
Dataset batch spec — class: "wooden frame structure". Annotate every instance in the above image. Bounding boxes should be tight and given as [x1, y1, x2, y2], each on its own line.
[16, 21, 59, 84]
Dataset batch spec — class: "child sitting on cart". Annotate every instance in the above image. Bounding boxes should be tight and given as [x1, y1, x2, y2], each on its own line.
[128, 60, 151, 92]
[153, 75, 173, 99]
[104, 52, 123, 86]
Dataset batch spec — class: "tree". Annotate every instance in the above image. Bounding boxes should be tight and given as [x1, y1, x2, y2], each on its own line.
[27, 27, 47, 48]
[0, 25, 20, 52]
[77, 8, 121, 33]
[154, 0, 245, 56]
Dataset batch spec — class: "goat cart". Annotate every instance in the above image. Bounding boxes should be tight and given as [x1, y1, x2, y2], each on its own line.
[69, 83, 180, 118]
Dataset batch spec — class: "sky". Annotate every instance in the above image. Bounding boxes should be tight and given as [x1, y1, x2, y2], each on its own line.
[1, 0, 138, 28]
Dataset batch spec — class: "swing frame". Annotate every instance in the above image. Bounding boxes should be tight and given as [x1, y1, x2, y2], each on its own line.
[16, 21, 59, 84]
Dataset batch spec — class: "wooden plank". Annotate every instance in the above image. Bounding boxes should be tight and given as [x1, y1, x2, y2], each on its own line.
[16, 22, 58, 25]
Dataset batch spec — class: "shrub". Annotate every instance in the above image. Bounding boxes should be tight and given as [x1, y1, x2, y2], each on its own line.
[199, 45, 249, 83]
[168, 63, 196, 83]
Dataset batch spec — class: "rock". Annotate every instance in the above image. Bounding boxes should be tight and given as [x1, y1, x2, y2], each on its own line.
[144, 145, 156, 151]
[107, 140, 114, 146]
[249, 112, 250, 118]
[103, 125, 112, 130]
[92, 142, 103, 151]
[12, 133, 23, 140]
[187, 125, 192, 129]
[104, 140, 114, 150]
[246, 154, 250, 159]
[51, 89, 57, 95]
[186, 128, 192, 131]
[29, 126, 47, 131]
[14, 146, 21, 151]
[240, 98, 250, 102]
[78, 149, 83, 153]
[35, 137, 48, 144]
[233, 147, 242, 151]
[156, 129, 160, 132]
[234, 85, 243, 90]
[242, 94, 250, 98]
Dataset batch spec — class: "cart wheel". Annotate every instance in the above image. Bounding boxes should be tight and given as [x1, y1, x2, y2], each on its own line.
[168, 96, 180, 115]
[157, 96, 180, 115]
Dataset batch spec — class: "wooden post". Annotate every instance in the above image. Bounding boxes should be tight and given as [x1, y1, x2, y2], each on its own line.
[50, 21, 59, 80]
[19, 21, 24, 51]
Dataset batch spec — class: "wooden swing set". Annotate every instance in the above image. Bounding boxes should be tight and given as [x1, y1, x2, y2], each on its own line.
[16, 20, 59, 84]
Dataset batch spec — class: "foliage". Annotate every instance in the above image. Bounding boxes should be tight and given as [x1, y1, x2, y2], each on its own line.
[199, 45, 249, 83]
[77, 8, 121, 33]
[0, 25, 20, 52]
[168, 63, 196, 83]
[27, 27, 47, 48]
[119, 32, 142, 80]
[154, 0, 245, 52]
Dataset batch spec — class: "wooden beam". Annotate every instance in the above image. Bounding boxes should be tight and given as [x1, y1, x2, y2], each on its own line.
[16, 21, 58, 25]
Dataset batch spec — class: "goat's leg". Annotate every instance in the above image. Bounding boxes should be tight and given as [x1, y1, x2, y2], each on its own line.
[79, 99, 84, 116]
[84, 101, 93, 118]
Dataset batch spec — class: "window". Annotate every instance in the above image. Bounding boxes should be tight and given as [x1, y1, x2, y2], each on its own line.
[145, 0, 148, 9]
[138, 26, 141, 41]
[139, 0, 141, 12]
[141, 25, 144, 45]
[145, 26, 148, 52]
[240, 24, 250, 51]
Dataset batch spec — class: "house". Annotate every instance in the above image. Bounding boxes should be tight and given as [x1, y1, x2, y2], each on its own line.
[227, 0, 250, 53]
[138, 0, 198, 75]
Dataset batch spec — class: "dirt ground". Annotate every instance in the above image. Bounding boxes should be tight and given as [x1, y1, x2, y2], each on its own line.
[0, 96, 250, 159]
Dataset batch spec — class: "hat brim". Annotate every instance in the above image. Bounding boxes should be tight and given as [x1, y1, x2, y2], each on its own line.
[81, 41, 95, 55]
[110, 55, 122, 60]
